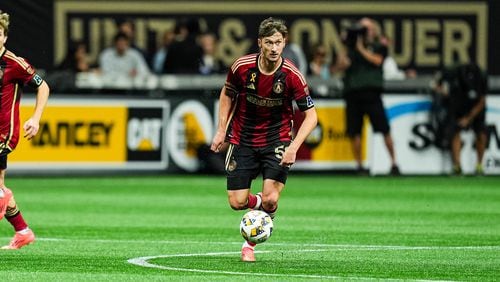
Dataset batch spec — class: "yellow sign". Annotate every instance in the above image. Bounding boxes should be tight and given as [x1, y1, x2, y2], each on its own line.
[10, 105, 127, 162]
[307, 102, 368, 162]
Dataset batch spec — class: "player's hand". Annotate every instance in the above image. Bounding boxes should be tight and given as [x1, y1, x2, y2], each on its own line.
[279, 147, 297, 168]
[23, 118, 40, 140]
[458, 117, 470, 128]
[210, 131, 226, 153]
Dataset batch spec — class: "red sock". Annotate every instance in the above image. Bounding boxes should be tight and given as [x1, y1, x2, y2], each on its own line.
[245, 241, 256, 247]
[6, 211, 28, 232]
[247, 194, 257, 209]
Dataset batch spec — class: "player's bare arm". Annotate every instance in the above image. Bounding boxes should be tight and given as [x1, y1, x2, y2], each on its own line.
[24, 80, 50, 140]
[280, 107, 318, 167]
[211, 86, 233, 153]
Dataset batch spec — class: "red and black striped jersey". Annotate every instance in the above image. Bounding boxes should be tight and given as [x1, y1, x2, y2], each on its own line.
[0, 48, 38, 152]
[224, 53, 314, 147]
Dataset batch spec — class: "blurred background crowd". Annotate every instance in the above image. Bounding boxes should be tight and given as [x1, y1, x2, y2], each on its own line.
[45, 16, 423, 95]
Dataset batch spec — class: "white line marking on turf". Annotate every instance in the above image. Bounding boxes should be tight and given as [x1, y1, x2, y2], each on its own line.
[126, 250, 456, 281]
[4, 237, 492, 281]
[24, 238, 500, 251]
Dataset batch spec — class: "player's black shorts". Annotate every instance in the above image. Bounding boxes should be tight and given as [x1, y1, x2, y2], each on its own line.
[345, 93, 390, 137]
[224, 142, 290, 190]
[0, 148, 11, 170]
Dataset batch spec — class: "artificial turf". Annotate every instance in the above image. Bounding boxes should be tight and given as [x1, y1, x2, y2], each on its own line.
[0, 175, 498, 281]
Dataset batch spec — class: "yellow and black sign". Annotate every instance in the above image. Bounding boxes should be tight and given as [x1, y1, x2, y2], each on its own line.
[10, 99, 169, 170]
[12, 104, 127, 162]
[296, 100, 369, 165]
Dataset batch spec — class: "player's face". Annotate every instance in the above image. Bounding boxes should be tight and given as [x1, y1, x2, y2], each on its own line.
[258, 32, 285, 63]
[0, 27, 6, 50]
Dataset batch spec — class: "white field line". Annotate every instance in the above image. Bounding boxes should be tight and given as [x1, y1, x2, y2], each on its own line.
[127, 250, 457, 282]
[18, 237, 500, 251]
[3, 237, 492, 281]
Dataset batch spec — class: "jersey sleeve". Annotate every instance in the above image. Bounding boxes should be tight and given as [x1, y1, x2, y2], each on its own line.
[14, 57, 43, 88]
[224, 61, 244, 98]
[290, 71, 315, 111]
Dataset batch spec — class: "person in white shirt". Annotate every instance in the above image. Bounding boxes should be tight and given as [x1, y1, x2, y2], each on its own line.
[99, 32, 150, 81]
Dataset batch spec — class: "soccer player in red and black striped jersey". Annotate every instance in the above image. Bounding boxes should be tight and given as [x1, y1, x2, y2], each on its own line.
[210, 17, 317, 262]
[0, 10, 50, 249]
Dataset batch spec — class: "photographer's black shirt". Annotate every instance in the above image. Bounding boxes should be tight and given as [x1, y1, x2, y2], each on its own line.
[343, 42, 387, 98]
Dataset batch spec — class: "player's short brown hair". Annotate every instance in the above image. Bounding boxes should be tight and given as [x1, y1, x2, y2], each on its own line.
[0, 10, 9, 35]
[258, 17, 287, 39]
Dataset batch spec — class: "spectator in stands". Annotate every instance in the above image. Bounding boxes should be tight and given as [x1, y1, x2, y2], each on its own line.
[332, 17, 400, 175]
[162, 18, 203, 74]
[433, 63, 488, 175]
[307, 43, 331, 80]
[57, 40, 91, 73]
[198, 32, 225, 75]
[98, 32, 150, 80]
[151, 29, 175, 74]
[45, 40, 93, 92]
[282, 34, 307, 75]
[117, 19, 148, 61]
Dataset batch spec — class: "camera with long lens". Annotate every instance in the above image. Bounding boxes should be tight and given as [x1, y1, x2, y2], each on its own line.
[343, 22, 367, 49]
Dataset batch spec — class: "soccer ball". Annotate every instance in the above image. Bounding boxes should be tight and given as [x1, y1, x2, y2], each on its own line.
[240, 210, 273, 244]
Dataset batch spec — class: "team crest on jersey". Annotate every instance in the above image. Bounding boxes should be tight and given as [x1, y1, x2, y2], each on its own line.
[227, 160, 237, 172]
[273, 80, 284, 94]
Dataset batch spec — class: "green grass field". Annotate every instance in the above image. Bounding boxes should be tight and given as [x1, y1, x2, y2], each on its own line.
[0, 175, 499, 281]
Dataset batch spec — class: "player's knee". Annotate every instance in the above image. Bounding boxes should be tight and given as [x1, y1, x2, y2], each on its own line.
[228, 197, 247, 210]
[262, 195, 278, 211]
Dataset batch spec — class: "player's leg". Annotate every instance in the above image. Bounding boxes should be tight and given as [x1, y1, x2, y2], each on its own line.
[227, 189, 251, 210]
[228, 187, 259, 262]
[260, 143, 289, 219]
[261, 179, 285, 219]
[0, 156, 35, 250]
[225, 144, 261, 210]
[0, 163, 13, 220]
[224, 144, 260, 262]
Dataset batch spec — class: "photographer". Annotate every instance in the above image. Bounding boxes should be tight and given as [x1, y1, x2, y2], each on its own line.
[332, 17, 400, 175]
[432, 63, 487, 175]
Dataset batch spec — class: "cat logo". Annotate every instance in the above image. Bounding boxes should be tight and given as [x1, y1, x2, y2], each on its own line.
[273, 81, 284, 94]
[127, 118, 162, 151]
